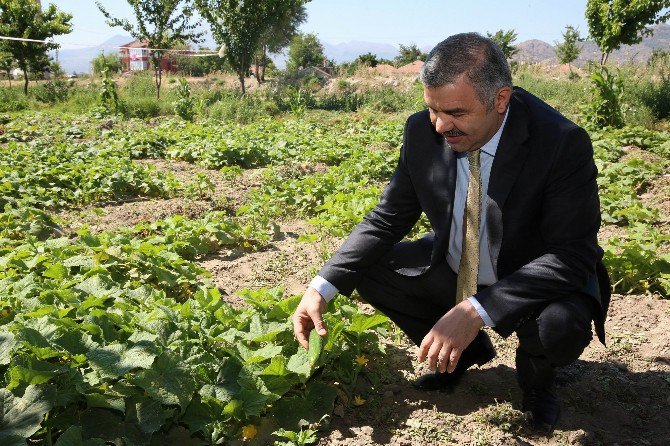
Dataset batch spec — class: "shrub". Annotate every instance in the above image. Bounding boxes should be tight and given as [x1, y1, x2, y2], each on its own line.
[360, 86, 419, 113]
[173, 78, 195, 121]
[206, 95, 279, 124]
[581, 66, 625, 129]
[120, 72, 156, 99]
[32, 80, 71, 104]
[0, 87, 29, 112]
[121, 97, 162, 118]
[634, 72, 670, 121]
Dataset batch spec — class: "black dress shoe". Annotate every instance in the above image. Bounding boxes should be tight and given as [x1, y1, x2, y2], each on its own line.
[412, 330, 496, 391]
[515, 349, 560, 433]
[521, 385, 560, 433]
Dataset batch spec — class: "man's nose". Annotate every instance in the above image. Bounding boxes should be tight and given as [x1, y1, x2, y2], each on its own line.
[435, 115, 454, 134]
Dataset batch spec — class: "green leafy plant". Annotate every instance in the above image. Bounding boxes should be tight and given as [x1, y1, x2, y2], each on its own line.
[99, 67, 119, 114]
[273, 427, 319, 446]
[173, 78, 195, 121]
[581, 65, 625, 129]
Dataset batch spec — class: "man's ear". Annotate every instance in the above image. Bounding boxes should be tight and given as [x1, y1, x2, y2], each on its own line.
[495, 86, 513, 114]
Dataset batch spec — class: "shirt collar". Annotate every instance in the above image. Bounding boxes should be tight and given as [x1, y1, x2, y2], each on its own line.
[480, 106, 509, 158]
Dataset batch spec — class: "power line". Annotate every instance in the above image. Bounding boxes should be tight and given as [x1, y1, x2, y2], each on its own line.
[0, 35, 221, 57]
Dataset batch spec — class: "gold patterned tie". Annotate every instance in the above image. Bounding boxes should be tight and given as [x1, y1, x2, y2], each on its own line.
[455, 149, 481, 303]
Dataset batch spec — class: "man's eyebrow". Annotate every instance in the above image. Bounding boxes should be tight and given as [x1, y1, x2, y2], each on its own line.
[429, 106, 467, 115]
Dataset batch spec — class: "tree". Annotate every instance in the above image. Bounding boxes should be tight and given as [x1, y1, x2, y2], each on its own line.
[356, 52, 379, 67]
[286, 32, 326, 72]
[255, 0, 307, 83]
[0, 0, 72, 94]
[196, 0, 308, 93]
[96, 0, 202, 99]
[0, 49, 13, 87]
[50, 60, 64, 79]
[555, 25, 583, 75]
[486, 29, 519, 59]
[91, 52, 122, 75]
[586, 0, 670, 65]
[394, 43, 427, 67]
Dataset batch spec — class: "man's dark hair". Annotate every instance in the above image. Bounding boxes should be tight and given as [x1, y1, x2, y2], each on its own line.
[419, 33, 512, 110]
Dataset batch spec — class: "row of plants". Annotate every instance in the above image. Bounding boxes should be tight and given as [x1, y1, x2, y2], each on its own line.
[592, 127, 670, 296]
[0, 113, 397, 212]
[0, 200, 391, 444]
[115, 116, 403, 169]
[0, 111, 405, 444]
[0, 138, 182, 210]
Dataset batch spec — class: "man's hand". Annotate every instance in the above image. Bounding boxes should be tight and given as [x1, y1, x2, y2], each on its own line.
[418, 300, 485, 373]
[292, 286, 327, 349]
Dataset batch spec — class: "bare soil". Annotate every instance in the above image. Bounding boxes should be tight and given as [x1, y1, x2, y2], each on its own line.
[56, 197, 214, 233]
[198, 221, 340, 305]
[135, 158, 264, 211]
[56, 160, 264, 233]
[314, 293, 670, 446]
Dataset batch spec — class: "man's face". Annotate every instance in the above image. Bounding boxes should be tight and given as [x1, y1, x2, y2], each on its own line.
[423, 75, 511, 153]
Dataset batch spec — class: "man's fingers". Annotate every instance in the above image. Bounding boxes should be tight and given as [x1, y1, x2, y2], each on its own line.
[296, 330, 309, 349]
[427, 340, 443, 372]
[447, 347, 462, 373]
[438, 344, 452, 373]
[292, 315, 311, 349]
[308, 308, 327, 335]
[418, 336, 432, 362]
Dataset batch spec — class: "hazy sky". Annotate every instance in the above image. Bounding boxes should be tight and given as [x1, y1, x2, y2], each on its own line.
[48, 0, 590, 49]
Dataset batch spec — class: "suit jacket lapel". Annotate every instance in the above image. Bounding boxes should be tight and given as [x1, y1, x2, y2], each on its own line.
[430, 138, 457, 264]
[486, 92, 531, 274]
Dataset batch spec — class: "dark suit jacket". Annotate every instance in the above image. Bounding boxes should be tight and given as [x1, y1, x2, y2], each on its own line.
[319, 87, 610, 344]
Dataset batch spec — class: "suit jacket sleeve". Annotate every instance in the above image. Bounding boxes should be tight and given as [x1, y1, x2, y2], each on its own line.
[475, 126, 602, 337]
[317, 119, 423, 296]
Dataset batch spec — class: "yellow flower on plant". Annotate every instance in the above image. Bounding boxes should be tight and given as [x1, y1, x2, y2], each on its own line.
[241, 424, 257, 441]
[355, 355, 369, 366]
[353, 395, 366, 406]
[243, 241, 251, 248]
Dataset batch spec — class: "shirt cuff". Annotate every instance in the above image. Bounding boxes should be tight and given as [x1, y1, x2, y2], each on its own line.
[468, 296, 495, 327]
[309, 276, 339, 302]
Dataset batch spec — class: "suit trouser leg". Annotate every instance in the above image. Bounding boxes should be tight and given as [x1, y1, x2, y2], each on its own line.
[355, 251, 456, 346]
[514, 294, 596, 388]
[355, 240, 493, 361]
[355, 239, 597, 381]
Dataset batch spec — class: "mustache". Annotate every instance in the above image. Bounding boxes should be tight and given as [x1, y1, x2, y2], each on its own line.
[442, 129, 466, 137]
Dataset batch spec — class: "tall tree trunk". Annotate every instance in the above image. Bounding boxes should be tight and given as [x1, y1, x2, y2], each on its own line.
[238, 69, 246, 94]
[600, 52, 609, 66]
[153, 56, 162, 100]
[6, 69, 11, 88]
[22, 67, 28, 95]
[238, 56, 247, 94]
[260, 45, 267, 82]
[255, 57, 261, 86]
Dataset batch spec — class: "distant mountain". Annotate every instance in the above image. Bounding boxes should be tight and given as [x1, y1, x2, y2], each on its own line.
[51, 35, 132, 75]
[515, 23, 670, 66]
[516, 39, 556, 63]
[322, 41, 399, 63]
